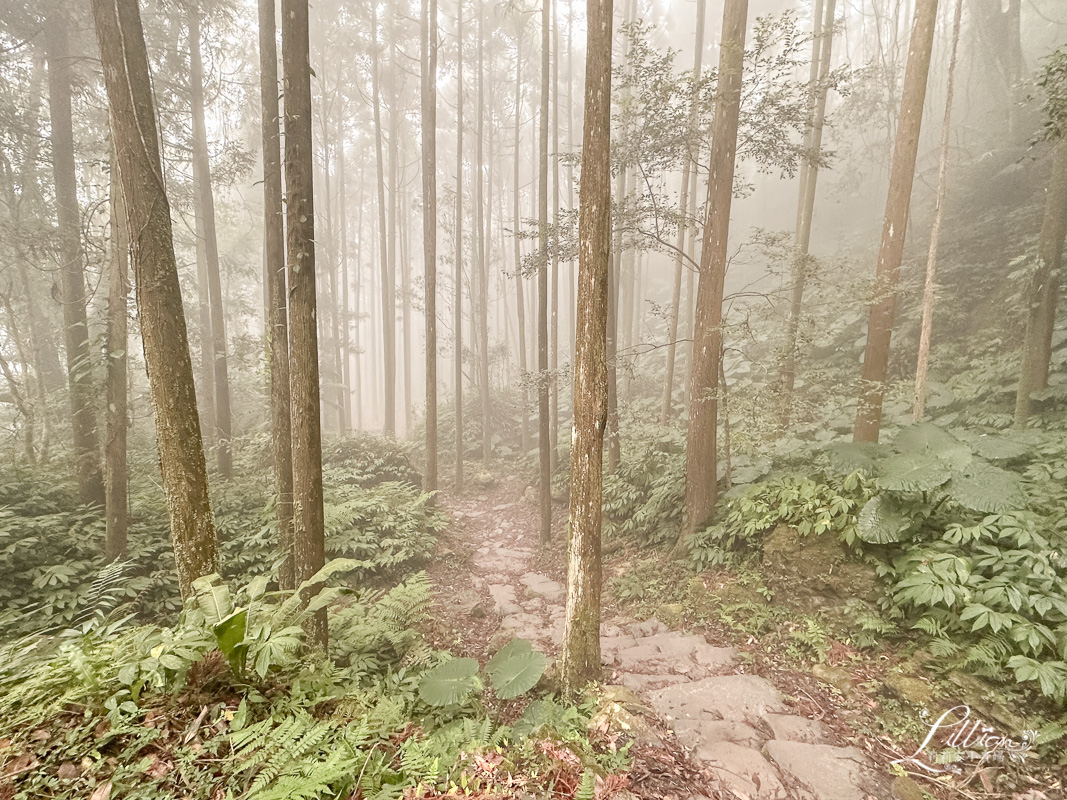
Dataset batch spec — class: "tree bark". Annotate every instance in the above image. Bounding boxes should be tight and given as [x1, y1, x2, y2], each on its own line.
[476, 4, 492, 465]
[912, 0, 962, 421]
[188, 7, 233, 477]
[282, 0, 326, 646]
[778, 0, 836, 420]
[423, 0, 439, 491]
[549, 0, 560, 473]
[46, 7, 105, 507]
[561, 0, 611, 696]
[259, 0, 295, 587]
[1014, 141, 1067, 427]
[372, 1, 396, 437]
[106, 139, 129, 561]
[682, 0, 748, 537]
[538, 0, 552, 543]
[853, 0, 938, 443]
[90, 0, 218, 599]
[513, 27, 531, 454]
[454, 0, 465, 489]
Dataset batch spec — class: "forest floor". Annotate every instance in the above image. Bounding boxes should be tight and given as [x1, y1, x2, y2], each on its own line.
[423, 475, 928, 800]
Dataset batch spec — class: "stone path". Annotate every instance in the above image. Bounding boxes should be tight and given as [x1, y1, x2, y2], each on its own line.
[450, 490, 893, 800]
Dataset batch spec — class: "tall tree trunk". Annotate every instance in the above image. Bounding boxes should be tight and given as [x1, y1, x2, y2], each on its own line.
[513, 29, 531, 454]
[46, 7, 104, 506]
[423, 0, 439, 491]
[912, 0, 962, 421]
[682, 0, 748, 537]
[1014, 141, 1067, 427]
[853, 0, 938, 443]
[259, 0, 295, 587]
[778, 0, 836, 420]
[339, 129, 352, 432]
[538, 0, 552, 543]
[282, 0, 326, 646]
[549, 0, 560, 474]
[91, 0, 218, 599]
[372, 2, 396, 437]
[561, 0, 611, 695]
[476, 3, 492, 465]
[388, 56, 403, 436]
[606, 166, 624, 470]
[105, 140, 129, 561]
[189, 7, 233, 477]
[454, 0, 466, 489]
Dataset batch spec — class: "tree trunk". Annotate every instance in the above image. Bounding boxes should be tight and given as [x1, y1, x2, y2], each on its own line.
[778, 0, 836, 420]
[372, 1, 396, 437]
[853, 0, 938, 443]
[90, 0, 218, 599]
[682, 0, 748, 537]
[454, 0, 466, 489]
[549, 0, 560, 474]
[106, 140, 129, 561]
[477, 5, 492, 465]
[514, 29, 531, 454]
[423, 0, 439, 491]
[282, 0, 327, 647]
[339, 130, 353, 432]
[389, 59, 404, 436]
[659, 0, 706, 425]
[912, 0, 962, 421]
[538, 0, 552, 543]
[1014, 141, 1067, 427]
[189, 8, 233, 477]
[561, 0, 611, 696]
[259, 0, 295, 587]
[46, 7, 104, 506]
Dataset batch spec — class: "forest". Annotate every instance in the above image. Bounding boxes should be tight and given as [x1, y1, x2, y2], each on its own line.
[0, 0, 1065, 796]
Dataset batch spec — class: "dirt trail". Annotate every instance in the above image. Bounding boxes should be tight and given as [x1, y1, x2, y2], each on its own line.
[433, 477, 897, 800]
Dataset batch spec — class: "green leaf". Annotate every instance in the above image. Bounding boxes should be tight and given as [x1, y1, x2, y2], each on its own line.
[192, 574, 232, 625]
[485, 639, 548, 699]
[856, 496, 913, 544]
[945, 462, 1027, 513]
[875, 453, 951, 492]
[418, 658, 480, 706]
[214, 609, 249, 674]
[970, 436, 1029, 462]
[893, 423, 972, 470]
[826, 442, 885, 474]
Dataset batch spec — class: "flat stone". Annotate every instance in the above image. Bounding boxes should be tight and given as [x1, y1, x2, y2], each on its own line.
[520, 572, 565, 603]
[487, 584, 523, 616]
[613, 643, 663, 667]
[765, 740, 870, 800]
[680, 720, 764, 749]
[696, 742, 788, 800]
[617, 673, 689, 692]
[600, 635, 639, 656]
[762, 714, 832, 745]
[629, 618, 667, 637]
[650, 675, 787, 727]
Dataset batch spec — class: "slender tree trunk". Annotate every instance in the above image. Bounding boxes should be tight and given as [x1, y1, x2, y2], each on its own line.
[388, 58, 404, 436]
[339, 130, 352, 432]
[853, 0, 938, 443]
[455, 0, 466, 488]
[476, 4, 492, 465]
[913, 0, 962, 421]
[46, 7, 104, 506]
[259, 0, 295, 587]
[423, 0, 439, 490]
[513, 30, 531, 454]
[1031, 145, 1067, 393]
[1015, 141, 1067, 427]
[779, 0, 836, 420]
[282, 0, 326, 646]
[682, 0, 748, 537]
[606, 166, 624, 470]
[549, 0, 560, 474]
[0, 295, 36, 463]
[561, 0, 611, 696]
[538, 0, 552, 543]
[189, 8, 233, 477]
[91, 0, 218, 599]
[105, 140, 128, 561]
[371, 4, 396, 437]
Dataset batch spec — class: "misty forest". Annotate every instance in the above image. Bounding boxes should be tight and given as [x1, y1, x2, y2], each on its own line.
[0, 0, 1065, 795]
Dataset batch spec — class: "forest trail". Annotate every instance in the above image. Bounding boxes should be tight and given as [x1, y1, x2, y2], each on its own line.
[431, 477, 898, 800]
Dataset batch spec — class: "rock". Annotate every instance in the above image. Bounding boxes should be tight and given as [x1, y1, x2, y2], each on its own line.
[617, 673, 689, 692]
[590, 701, 663, 747]
[884, 671, 935, 707]
[892, 775, 926, 800]
[761, 524, 879, 616]
[811, 663, 853, 694]
[656, 602, 686, 627]
[764, 740, 871, 800]
[520, 573, 565, 603]
[696, 742, 788, 800]
[649, 675, 787, 728]
[685, 720, 764, 749]
[487, 584, 523, 616]
[761, 713, 831, 745]
[946, 671, 1030, 735]
[628, 618, 667, 637]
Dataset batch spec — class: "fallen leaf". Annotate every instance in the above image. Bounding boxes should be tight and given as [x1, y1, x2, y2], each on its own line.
[57, 762, 81, 780]
[90, 781, 112, 800]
